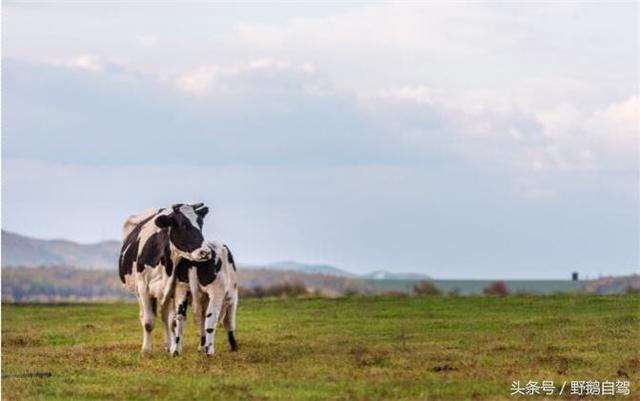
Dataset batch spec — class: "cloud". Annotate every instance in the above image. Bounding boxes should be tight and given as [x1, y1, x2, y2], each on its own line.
[4, 58, 637, 176]
[358, 86, 434, 105]
[3, 59, 391, 166]
[174, 59, 316, 96]
[58, 55, 104, 72]
[226, 3, 635, 98]
[174, 67, 219, 95]
[529, 97, 639, 171]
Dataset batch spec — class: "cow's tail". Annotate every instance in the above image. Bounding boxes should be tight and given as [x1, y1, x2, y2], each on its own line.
[122, 208, 160, 237]
[223, 244, 237, 271]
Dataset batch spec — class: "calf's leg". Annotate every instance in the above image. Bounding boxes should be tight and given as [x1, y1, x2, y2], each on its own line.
[223, 292, 239, 351]
[194, 295, 208, 352]
[203, 289, 225, 356]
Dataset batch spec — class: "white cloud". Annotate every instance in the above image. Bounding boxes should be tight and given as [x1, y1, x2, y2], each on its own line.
[529, 97, 639, 171]
[174, 66, 220, 95]
[357, 86, 434, 105]
[174, 59, 317, 96]
[593, 96, 639, 140]
[6, 3, 638, 175]
[60, 55, 103, 72]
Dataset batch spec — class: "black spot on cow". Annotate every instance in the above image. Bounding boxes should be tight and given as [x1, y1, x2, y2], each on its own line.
[196, 256, 222, 286]
[228, 331, 238, 351]
[206, 313, 212, 318]
[118, 238, 140, 283]
[138, 231, 170, 272]
[144, 323, 153, 332]
[118, 212, 159, 283]
[178, 250, 222, 286]
[150, 298, 157, 317]
[200, 335, 206, 347]
[178, 299, 188, 317]
[163, 246, 174, 276]
[206, 328, 214, 334]
[224, 245, 237, 271]
[176, 258, 191, 283]
[175, 336, 180, 344]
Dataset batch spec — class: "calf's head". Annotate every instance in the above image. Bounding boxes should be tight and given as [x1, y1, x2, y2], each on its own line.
[155, 203, 211, 262]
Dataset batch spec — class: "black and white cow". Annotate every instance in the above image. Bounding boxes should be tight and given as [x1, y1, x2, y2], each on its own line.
[173, 240, 239, 356]
[118, 203, 211, 353]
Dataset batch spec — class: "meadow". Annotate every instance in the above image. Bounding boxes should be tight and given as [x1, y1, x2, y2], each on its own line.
[2, 295, 639, 400]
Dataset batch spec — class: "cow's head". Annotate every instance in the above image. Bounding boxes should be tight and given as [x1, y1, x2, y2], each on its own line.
[155, 203, 211, 262]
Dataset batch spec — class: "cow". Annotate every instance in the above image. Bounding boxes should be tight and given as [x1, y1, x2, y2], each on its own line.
[118, 203, 211, 353]
[172, 240, 239, 356]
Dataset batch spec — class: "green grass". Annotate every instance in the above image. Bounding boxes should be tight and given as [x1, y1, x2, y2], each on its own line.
[2, 295, 639, 400]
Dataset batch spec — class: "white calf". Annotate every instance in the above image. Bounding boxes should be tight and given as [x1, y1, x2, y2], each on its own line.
[172, 241, 239, 356]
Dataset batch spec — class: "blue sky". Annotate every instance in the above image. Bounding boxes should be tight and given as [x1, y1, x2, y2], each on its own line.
[3, 2, 638, 278]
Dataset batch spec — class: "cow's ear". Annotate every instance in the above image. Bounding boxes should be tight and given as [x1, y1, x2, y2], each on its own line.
[155, 214, 175, 228]
[195, 207, 209, 218]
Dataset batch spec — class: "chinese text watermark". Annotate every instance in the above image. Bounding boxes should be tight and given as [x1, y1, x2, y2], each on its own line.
[510, 380, 630, 396]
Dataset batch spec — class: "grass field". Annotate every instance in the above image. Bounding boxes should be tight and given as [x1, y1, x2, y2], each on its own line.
[2, 295, 639, 400]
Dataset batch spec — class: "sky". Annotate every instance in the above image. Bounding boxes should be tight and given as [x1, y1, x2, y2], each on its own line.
[2, 1, 638, 278]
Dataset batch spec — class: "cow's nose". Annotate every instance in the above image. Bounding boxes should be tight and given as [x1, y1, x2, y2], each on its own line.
[198, 249, 211, 260]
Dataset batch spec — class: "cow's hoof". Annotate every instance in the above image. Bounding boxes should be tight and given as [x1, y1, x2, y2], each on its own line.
[170, 345, 181, 357]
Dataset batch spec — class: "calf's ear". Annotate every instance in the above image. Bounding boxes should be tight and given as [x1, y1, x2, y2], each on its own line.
[195, 207, 209, 218]
[155, 214, 175, 228]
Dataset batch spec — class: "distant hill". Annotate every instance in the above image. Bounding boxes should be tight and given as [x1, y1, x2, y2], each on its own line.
[2, 230, 120, 269]
[361, 270, 430, 280]
[264, 261, 356, 277]
[582, 274, 640, 294]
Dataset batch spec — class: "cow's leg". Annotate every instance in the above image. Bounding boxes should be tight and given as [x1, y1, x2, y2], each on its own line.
[136, 280, 155, 353]
[170, 282, 189, 356]
[161, 300, 174, 353]
[203, 288, 225, 356]
[223, 291, 239, 351]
